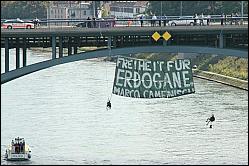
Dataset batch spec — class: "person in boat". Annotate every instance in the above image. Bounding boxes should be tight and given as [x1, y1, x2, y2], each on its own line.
[20, 141, 24, 153]
[107, 100, 111, 109]
[14, 143, 17, 153]
[15, 138, 21, 154]
[11, 140, 15, 153]
[206, 114, 215, 128]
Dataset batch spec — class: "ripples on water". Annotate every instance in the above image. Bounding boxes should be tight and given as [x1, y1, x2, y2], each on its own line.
[1, 49, 248, 165]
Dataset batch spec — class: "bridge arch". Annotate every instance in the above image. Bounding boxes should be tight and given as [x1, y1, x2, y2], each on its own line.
[1, 46, 247, 84]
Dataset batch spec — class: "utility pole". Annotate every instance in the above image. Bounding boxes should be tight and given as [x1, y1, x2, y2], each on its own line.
[93, 1, 96, 18]
[160, 1, 162, 16]
[241, 1, 244, 17]
[47, 2, 50, 28]
[180, 1, 183, 16]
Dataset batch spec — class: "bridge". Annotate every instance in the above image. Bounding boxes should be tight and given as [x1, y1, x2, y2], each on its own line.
[1, 25, 248, 84]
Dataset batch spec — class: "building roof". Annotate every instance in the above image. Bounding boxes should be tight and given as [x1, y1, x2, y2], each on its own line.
[52, 1, 82, 7]
[110, 1, 148, 8]
[134, 1, 148, 7]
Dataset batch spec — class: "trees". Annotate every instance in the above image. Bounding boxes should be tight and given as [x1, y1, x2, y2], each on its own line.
[147, 1, 248, 16]
[1, 1, 47, 19]
[101, 6, 109, 17]
[1, 1, 247, 19]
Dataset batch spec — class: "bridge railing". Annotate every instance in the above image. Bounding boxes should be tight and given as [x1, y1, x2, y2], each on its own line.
[1, 16, 248, 29]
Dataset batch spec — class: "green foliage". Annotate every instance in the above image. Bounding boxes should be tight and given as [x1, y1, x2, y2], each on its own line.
[209, 57, 248, 80]
[102, 6, 109, 17]
[136, 53, 248, 81]
[134, 53, 177, 61]
[2, 1, 248, 19]
[147, 1, 248, 16]
[1, 1, 47, 19]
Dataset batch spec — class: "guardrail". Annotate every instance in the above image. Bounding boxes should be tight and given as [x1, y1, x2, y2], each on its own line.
[1, 16, 248, 29]
[1, 14, 248, 22]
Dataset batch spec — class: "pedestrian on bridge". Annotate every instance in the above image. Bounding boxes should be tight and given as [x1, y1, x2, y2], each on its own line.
[151, 14, 157, 27]
[87, 17, 91, 28]
[158, 16, 162, 27]
[127, 19, 132, 27]
[193, 14, 198, 26]
[224, 14, 229, 25]
[92, 17, 96, 28]
[221, 13, 225, 25]
[140, 15, 144, 27]
[33, 17, 40, 29]
[113, 16, 117, 27]
[200, 13, 204, 26]
[234, 13, 239, 25]
[230, 13, 234, 25]
[163, 15, 167, 26]
[207, 14, 211, 26]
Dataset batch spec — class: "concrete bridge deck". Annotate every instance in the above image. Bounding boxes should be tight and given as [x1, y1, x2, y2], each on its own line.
[1, 25, 248, 38]
[1, 24, 248, 84]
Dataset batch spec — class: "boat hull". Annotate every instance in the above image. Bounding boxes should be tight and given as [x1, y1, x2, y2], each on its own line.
[5, 153, 31, 161]
[5, 137, 31, 161]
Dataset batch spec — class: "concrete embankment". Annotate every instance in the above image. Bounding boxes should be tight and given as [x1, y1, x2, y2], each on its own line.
[193, 69, 248, 91]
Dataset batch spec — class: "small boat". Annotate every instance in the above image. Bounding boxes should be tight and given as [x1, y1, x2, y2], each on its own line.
[5, 137, 31, 161]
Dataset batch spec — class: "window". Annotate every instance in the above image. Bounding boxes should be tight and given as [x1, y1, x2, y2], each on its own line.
[83, 11, 86, 15]
[111, 7, 120, 12]
[124, 7, 133, 13]
[136, 8, 140, 13]
[71, 11, 75, 17]
[17, 20, 24, 23]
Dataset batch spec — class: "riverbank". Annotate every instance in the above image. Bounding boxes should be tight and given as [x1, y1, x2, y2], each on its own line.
[193, 69, 248, 91]
[30, 46, 107, 53]
[27, 48, 248, 91]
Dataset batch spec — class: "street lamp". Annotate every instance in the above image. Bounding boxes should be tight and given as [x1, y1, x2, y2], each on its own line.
[93, 1, 96, 18]
[160, 1, 162, 16]
[180, 1, 183, 16]
[241, 1, 244, 17]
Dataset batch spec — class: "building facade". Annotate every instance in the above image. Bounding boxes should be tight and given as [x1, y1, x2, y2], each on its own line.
[47, 1, 93, 25]
[109, 1, 148, 18]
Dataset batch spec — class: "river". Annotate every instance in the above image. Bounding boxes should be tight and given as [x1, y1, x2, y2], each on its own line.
[1, 49, 248, 165]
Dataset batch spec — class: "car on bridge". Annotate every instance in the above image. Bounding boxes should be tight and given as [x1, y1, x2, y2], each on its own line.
[1, 18, 34, 29]
[168, 16, 207, 26]
[75, 22, 87, 28]
[74, 19, 115, 28]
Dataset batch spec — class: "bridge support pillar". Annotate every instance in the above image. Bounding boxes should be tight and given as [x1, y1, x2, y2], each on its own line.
[16, 38, 20, 69]
[23, 38, 27, 67]
[223, 34, 226, 48]
[52, 36, 56, 59]
[163, 40, 167, 46]
[68, 37, 72, 56]
[5, 38, 9, 72]
[108, 36, 112, 49]
[59, 36, 63, 58]
[219, 31, 224, 49]
[149, 38, 152, 45]
[68, 47, 72, 56]
[121, 36, 124, 46]
[74, 47, 77, 54]
[108, 36, 112, 56]
[73, 36, 79, 54]
[113, 36, 117, 48]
